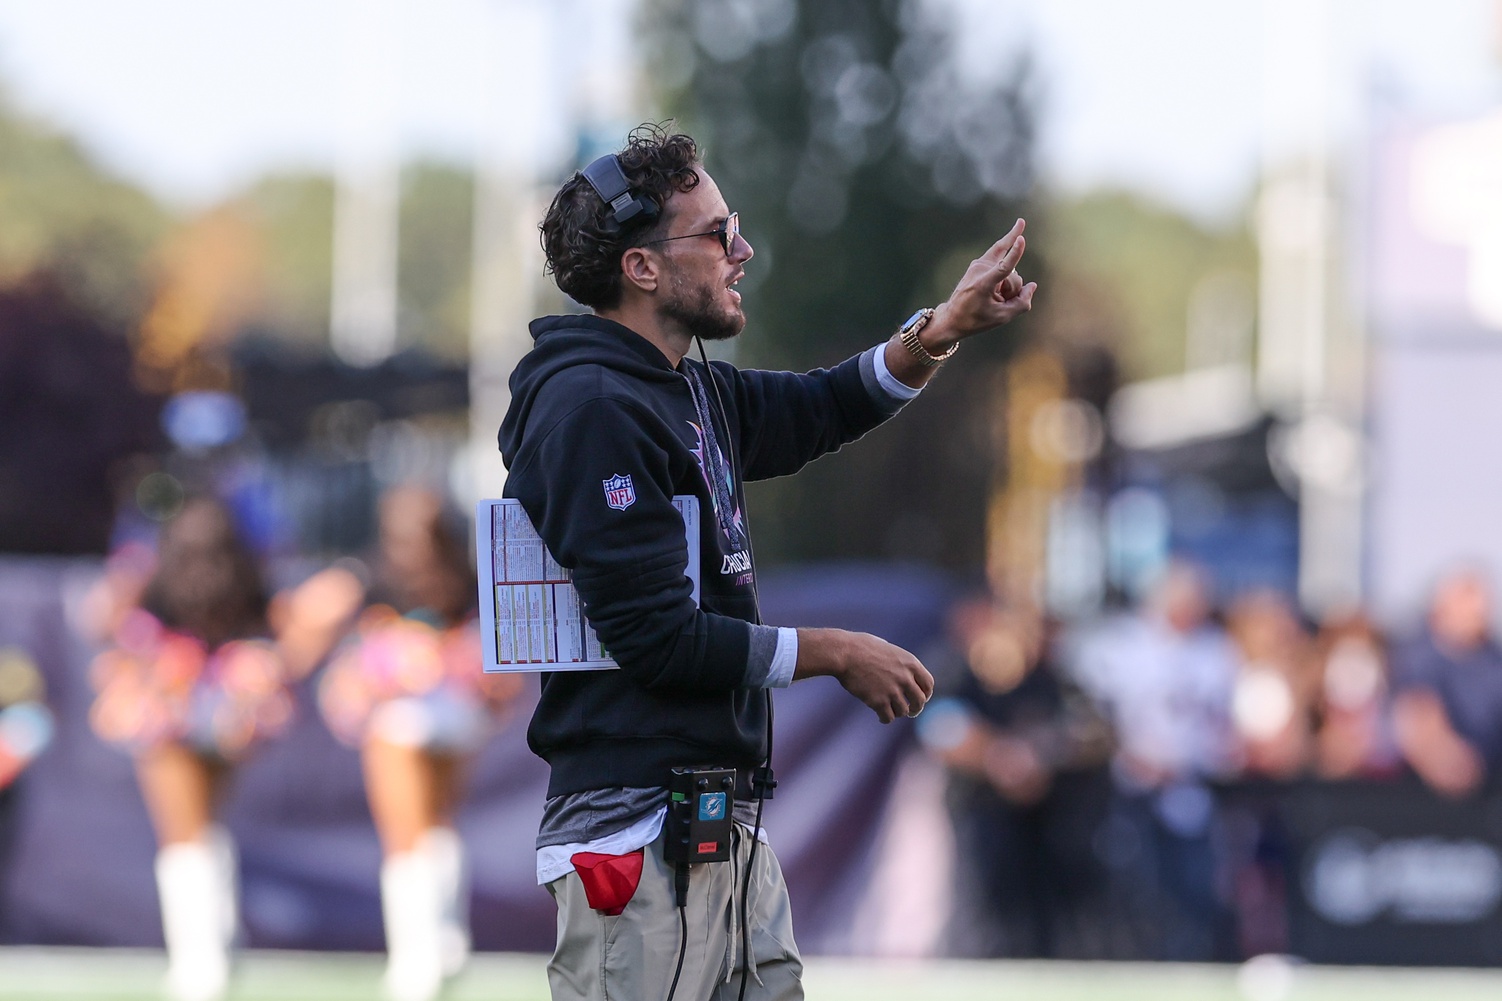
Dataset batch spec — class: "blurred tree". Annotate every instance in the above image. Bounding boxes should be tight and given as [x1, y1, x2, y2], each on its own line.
[397, 162, 474, 361]
[237, 172, 336, 350]
[640, 0, 1038, 570]
[231, 163, 473, 361]
[1036, 192, 1258, 382]
[0, 92, 168, 325]
[0, 275, 162, 554]
[136, 206, 266, 393]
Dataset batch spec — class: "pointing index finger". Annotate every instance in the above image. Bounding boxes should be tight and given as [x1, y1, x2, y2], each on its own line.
[979, 218, 1026, 264]
[995, 235, 1026, 277]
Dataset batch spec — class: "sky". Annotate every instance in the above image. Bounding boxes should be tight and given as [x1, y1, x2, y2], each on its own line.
[987, 0, 1502, 220]
[0, 0, 1496, 220]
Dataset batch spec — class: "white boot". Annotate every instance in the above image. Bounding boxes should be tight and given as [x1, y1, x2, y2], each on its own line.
[420, 827, 470, 978]
[205, 826, 240, 952]
[155, 830, 234, 1001]
[381, 848, 444, 1001]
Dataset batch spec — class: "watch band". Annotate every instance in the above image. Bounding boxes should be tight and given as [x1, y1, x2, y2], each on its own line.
[898, 308, 957, 368]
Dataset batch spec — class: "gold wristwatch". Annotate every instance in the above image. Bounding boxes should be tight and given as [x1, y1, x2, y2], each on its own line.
[898, 308, 957, 367]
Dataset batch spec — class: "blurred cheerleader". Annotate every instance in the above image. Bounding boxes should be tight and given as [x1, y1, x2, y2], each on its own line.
[88, 498, 360, 1001]
[318, 486, 522, 1001]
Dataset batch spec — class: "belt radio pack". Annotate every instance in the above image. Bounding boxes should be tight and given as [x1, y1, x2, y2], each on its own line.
[665, 766, 735, 866]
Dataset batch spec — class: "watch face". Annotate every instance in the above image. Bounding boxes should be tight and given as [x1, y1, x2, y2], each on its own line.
[902, 309, 929, 331]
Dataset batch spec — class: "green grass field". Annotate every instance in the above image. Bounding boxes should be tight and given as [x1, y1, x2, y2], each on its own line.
[3, 949, 1502, 1001]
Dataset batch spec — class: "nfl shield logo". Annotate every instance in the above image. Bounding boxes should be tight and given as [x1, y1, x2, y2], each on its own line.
[603, 473, 636, 510]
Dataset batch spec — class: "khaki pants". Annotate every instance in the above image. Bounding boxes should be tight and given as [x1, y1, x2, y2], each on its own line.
[546, 824, 804, 1001]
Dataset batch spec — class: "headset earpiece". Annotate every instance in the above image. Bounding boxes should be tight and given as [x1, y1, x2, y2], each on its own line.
[580, 154, 659, 233]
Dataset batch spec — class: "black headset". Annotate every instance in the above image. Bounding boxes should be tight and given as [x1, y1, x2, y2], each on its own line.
[580, 153, 659, 232]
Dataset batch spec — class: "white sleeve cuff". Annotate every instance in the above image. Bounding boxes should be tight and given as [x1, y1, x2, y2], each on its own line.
[872, 342, 923, 401]
[764, 627, 798, 689]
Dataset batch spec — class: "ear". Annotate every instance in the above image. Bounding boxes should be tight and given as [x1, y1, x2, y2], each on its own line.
[620, 246, 660, 296]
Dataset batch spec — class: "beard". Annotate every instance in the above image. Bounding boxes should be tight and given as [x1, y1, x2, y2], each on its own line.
[660, 270, 744, 341]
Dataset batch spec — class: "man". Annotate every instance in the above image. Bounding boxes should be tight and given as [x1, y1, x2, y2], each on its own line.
[1393, 568, 1502, 798]
[498, 125, 1035, 1001]
[916, 598, 1113, 958]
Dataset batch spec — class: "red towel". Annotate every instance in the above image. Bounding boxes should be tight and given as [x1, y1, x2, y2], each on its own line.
[570, 849, 645, 916]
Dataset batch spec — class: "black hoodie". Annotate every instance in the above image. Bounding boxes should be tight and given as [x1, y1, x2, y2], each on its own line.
[498, 314, 904, 796]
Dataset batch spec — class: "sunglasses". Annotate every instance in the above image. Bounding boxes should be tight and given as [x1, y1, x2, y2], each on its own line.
[642, 212, 740, 257]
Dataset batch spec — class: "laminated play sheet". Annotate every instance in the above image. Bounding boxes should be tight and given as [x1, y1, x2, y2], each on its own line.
[474, 496, 700, 672]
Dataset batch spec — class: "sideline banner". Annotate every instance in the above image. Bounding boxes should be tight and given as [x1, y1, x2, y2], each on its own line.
[1279, 778, 1502, 966]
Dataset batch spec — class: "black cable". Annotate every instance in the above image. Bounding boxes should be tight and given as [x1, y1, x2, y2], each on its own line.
[737, 692, 774, 1001]
[664, 862, 690, 1001]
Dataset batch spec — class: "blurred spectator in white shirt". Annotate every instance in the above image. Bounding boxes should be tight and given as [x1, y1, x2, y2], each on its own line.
[1064, 559, 1237, 960]
[1070, 561, 1238, 792]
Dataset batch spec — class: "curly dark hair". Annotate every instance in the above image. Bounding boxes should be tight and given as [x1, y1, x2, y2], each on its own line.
[540, 124, 701, 309]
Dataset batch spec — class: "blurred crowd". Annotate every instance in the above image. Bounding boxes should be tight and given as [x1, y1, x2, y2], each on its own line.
[917, 560, 1502, 961]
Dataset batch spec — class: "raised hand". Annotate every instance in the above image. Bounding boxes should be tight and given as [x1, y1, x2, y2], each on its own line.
[929, 218, 1037, 347]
